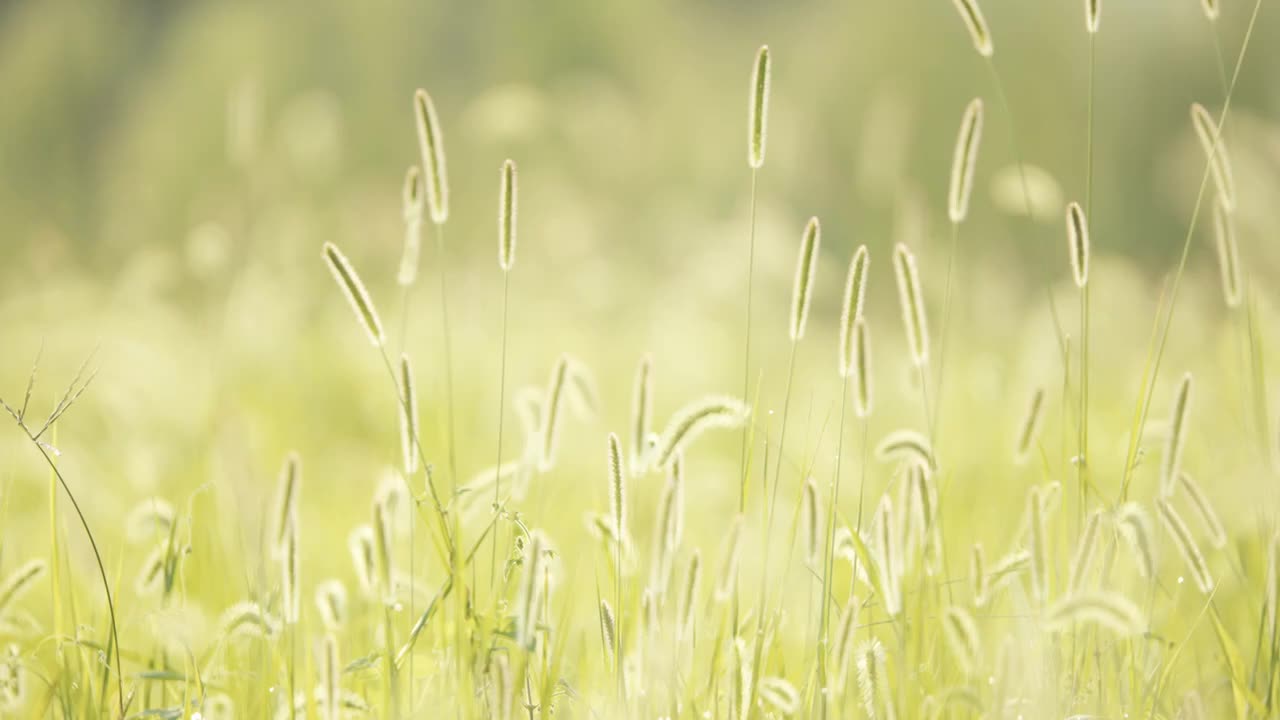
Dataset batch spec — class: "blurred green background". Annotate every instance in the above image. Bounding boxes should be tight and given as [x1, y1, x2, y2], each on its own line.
[0, 0, 1278, 673]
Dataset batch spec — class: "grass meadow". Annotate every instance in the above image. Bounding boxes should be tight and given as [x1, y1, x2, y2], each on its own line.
[1, 0, 1280, 717]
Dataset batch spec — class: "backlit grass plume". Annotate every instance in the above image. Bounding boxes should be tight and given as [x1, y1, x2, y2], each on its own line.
[1086, 0, 1101, 32]
[607, 433, 627, 546]
[517, 531, 548, 648]
[803, 477, 820, 565]
[1067, 509, 1103, 594]
[840, 245, 870, 376]
[1066, 201, 1090, 287]
[1027, 486, 1050, 603]
[1156, 498, 1213, 593]
[653, 395, 750, 469]
[398, 165, 424, 286]
[1190, 102, 1234, 211]
[893, 243, 929, 367]
[948, 98, 984, 224]
[1211, 194, 1243, 307]
[1161, 372, 1193, 496]
[499, 159, 517, 271]
[789, 217, 821, 341]
[1178, 472, 1227, 549]
[1116, 502, 1156, 579]
[970, 543, 988, 607]
[850, 318, 873, 418]
[951, 0, 994, 57]
[1200, 0, 1219, 21]
[748, 45, 771, 169]
[398, 354, 419, 476]
[323, 242, 385, 347]
[413, 89, 449, 224]
[942, 606, 981, 676]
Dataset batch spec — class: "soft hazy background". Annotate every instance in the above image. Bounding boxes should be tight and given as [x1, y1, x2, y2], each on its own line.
[1, 0, 1279, 710]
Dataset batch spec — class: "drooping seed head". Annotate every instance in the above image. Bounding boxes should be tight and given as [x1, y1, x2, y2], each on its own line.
[125, 497, 177, 544]
[323, 242, 385, 347]
[948, 98, 985, 224]
[315, 579, 348, 630]
[942, 606, 982, 675]
[1046, 591, 1144, 635]
[893, 243, 930, 366]
[0, 560, 46, 618]
[875, 429, 936, 470]
[653, 395, 750, 469]
[951, 0, 994, 57]
[1160, 372, 1193, 496]
[758, 677, 800, 716]
[1178, 472, 1227, 549]
[499, 159, 518, 271]
[1115, 502, 1156, 579]
[1211, 194, 1243, 307]
[1190, 103, 1235, 211]
[1066, 201, 1090, 288]
[412, 89, 449, 224]
[748, 45, 771, 169]
[1156, 498, 1213, 593]
[347, 524, 378, 600]
[789, 217, 821, 341]
[839, 245, 870, 376]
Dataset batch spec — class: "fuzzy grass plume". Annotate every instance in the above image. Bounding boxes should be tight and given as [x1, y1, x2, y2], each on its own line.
[948, 98, 984, 224]
[653, 395, 749, 469]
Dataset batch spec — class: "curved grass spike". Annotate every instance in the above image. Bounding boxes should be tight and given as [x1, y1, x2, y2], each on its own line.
[398, 166, 424, 286]
[320, 633, 340, 720]
[412, 89, 449, 224]
[398, 354, 419, 475]
[1015, 386, 1046, 463]
[1178, 472, 1227, 549]
[942, 606, 982, 675]
[1046, 591, 1144, 635]
[629, 355, 653, 475]
[1156, 498, 1213, 593]
[951, 0, 994, 57]
[538, 355, 571, 472]
[499, 159, 518, 271]
[851, 317, 873, 418]
[875, 429, 935, 470]
[748, 45, 771, 169]
[1085, 0, 1101, 32]
[970, 543, 988, 607]
[1190, 102, 1235, 211]
[323, 242, 385, 347]
[789, 217, 821, 341]
[839, 245, 870, 376]
[1211, 195, 1242, 307]
[0, 560, 46, 617]
[271, 453, 300, 551]
[653, 395, 750, 469]
[893, 243, 930, 366]
[1116, 502, 1156, 578]
[677, 551, 701, 643]
[348, 525, 378, 599]
[1160, 372, 1193, 496]
[948, 98, 985, 223]
[315, 580, 348, 630]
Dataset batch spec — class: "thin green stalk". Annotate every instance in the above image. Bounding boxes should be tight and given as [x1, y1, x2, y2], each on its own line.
[435, 222, 459, 492]
[815, 375, 850, 715]
[739, 170, 760, 491]
[1120, 0, 1263, 500]
[491, 270, 512, 590]
[1080, 31, 1096, 532]
[931, 220, 961, 448]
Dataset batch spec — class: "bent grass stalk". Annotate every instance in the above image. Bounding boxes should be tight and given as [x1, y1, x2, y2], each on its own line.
[740, 43, 770, 507]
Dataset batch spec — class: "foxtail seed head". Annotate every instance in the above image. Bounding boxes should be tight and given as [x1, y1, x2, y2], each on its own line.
[499, 159, 518, 271]
[323, 242, 385, 347]
[789, 217, 821, 341]
[948, 98, 985, 223]
[748, 46, 771, 169]
[951, 0, 994, 57]
[839, 245, 870, 376]
[1066, 201, 1090, 287]
[413, 89, 449, 223]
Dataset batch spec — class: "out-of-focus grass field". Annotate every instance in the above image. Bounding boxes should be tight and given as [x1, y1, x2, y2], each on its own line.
[2, 0, 1280, 718]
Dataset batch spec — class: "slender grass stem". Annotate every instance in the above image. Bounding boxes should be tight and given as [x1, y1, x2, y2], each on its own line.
[491, 271, 512, 590]
[435, 222, 459, 492]
[931, 221, 961, 448]
[739, 169, 760, 491]
[1120, 0, 1263, 500]
[816, 376, 850, 715]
